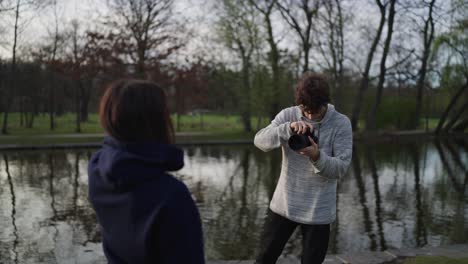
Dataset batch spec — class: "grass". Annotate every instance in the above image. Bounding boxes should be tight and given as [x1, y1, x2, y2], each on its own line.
[401, 256, 468, 264]
[2, 112, 103, 135]
[418, 118, 440, 131]
[0, 112, 263, 146]
[0, 112, 457, 146]
[0, 136, 105, 146]
[0, 112, 270, 136]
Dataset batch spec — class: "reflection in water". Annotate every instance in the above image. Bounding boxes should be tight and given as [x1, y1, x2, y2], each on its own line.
[365, 147, 387, 251]
[352, 146, 377, 251]
[4, 154, 19, 264]
[0, 139, 467, 262]
[48, 153, 60, 257]
[410, 144, 427, 247]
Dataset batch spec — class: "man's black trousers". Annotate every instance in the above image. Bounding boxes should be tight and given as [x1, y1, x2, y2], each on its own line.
[255, 209, 330, 264]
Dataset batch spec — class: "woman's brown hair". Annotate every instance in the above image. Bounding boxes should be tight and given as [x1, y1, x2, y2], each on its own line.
[295, 72, 331, 114]
[99, 79, 174, 144]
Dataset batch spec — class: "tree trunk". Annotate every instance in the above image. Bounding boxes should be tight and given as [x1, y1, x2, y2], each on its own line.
[240, 46, 252, 132]
[27, 112, 35, 128]
[49, 81, 55, 131]
[453, 118, 468, 131]
[265, 15, 280, 121]
[350, 0, 386, 131]
[443, 100, 468, 132]
[413, 0, 436, 129]
[1, 110, 7, 134]
[436, 81, 468, 133]
[76, 82, 82, 133]
[20, 99, 24, 127]
[241, 63, 252, 132]
[80, 86, 90, 122]
[366, 0, 396, 131]
[2, 0, 21, 135]
[176, 113, 181, 132]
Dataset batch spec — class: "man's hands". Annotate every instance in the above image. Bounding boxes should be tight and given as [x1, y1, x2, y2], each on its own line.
[290, 121, 313, 134]
[298, 136, 320, 162]
[290, 121, 320, 162]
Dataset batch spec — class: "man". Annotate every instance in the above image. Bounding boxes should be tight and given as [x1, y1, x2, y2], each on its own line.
[254, 72, 353, 264]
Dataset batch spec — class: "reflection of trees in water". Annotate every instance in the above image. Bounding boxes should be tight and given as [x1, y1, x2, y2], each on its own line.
[0, 150, 100, 263]
[352, 146, 377, 251]
[264, 149, 281, 200]
[435, 140, 464, 195]
[207, 149, 263, 259]
[47, 153, 60, 252]
[1, 141, 467, 261]
[408, 144, 428, 247]
[434, 139, 468, 244]
[365, 147, 387, 251]
[3, 154, 19, 264]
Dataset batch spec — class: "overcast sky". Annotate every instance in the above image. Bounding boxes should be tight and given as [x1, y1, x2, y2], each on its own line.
[0, 0, 458, 74]
[0, 0, 375, 60]
[0, 0, 206, 57]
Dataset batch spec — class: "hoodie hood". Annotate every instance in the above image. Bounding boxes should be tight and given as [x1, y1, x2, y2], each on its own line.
[89, 136, 184, 191]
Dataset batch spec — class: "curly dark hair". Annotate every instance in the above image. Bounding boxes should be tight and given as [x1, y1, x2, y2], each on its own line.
[295, 72, 330, 114]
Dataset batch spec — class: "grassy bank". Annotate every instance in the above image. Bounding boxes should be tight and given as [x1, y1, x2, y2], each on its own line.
[0, 112, 443, 136]
[0, 113, 270, 136]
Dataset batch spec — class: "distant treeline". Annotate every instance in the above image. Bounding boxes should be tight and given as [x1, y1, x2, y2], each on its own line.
[0, 0, 466, 134]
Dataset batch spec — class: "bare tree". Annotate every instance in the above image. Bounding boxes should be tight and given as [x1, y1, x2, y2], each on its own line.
[0, 0, 13, 12]
[412, 0, 437, 129]
[105, 0, 182, 77]
[46, 0, 64, 131]
[315, 0, 347, 107]
[1, 0, 50, 134]
[1, 0, 19, 134]
[64, 20, 86, 132]
[277, 0, 320, 73]
[366, 0, 397, 130]
[434, 4, 468, 133]
[350, 0, 387, 131]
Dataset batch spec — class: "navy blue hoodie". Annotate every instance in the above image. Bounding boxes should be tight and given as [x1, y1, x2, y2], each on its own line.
[88, 137, 205, 264]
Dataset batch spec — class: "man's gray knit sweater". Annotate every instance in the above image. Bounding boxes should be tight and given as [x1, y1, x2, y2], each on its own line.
[254, 104, 353, 224]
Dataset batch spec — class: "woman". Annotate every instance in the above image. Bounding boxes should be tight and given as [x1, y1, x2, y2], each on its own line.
[88, 79, 205, 264]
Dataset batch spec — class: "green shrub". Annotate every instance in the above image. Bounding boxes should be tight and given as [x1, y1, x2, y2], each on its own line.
[375, 97, 416, 130]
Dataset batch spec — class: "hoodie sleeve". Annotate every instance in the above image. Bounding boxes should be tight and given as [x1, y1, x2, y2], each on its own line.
[312, 116, 353, 180]
[254, 108, 294, 152]
[155, 183, 205, 264]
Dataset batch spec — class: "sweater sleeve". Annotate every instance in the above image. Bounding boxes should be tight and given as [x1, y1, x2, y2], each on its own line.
[156, 184, 205, 264]
[312, 116, 353, 180]
[254, 109, 294, 152]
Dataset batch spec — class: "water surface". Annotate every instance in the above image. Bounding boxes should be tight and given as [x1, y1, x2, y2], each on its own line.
[0, 138, 467, 263]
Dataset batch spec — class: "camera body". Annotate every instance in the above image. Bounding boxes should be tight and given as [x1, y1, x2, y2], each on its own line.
[288, 127, 319, 151]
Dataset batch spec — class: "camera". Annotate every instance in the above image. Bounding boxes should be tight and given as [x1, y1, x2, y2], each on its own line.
[288, 127, 319, 151]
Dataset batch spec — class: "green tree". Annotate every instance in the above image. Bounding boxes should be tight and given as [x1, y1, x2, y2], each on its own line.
[432, 0, 468, 132]
[215, 0, 262, 132]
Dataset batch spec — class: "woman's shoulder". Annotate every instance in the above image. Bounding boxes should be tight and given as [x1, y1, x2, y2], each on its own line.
[139, 173, 192, 203]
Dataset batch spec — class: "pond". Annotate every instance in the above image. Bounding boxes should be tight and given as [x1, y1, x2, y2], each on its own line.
[0, 138, 467, 263]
